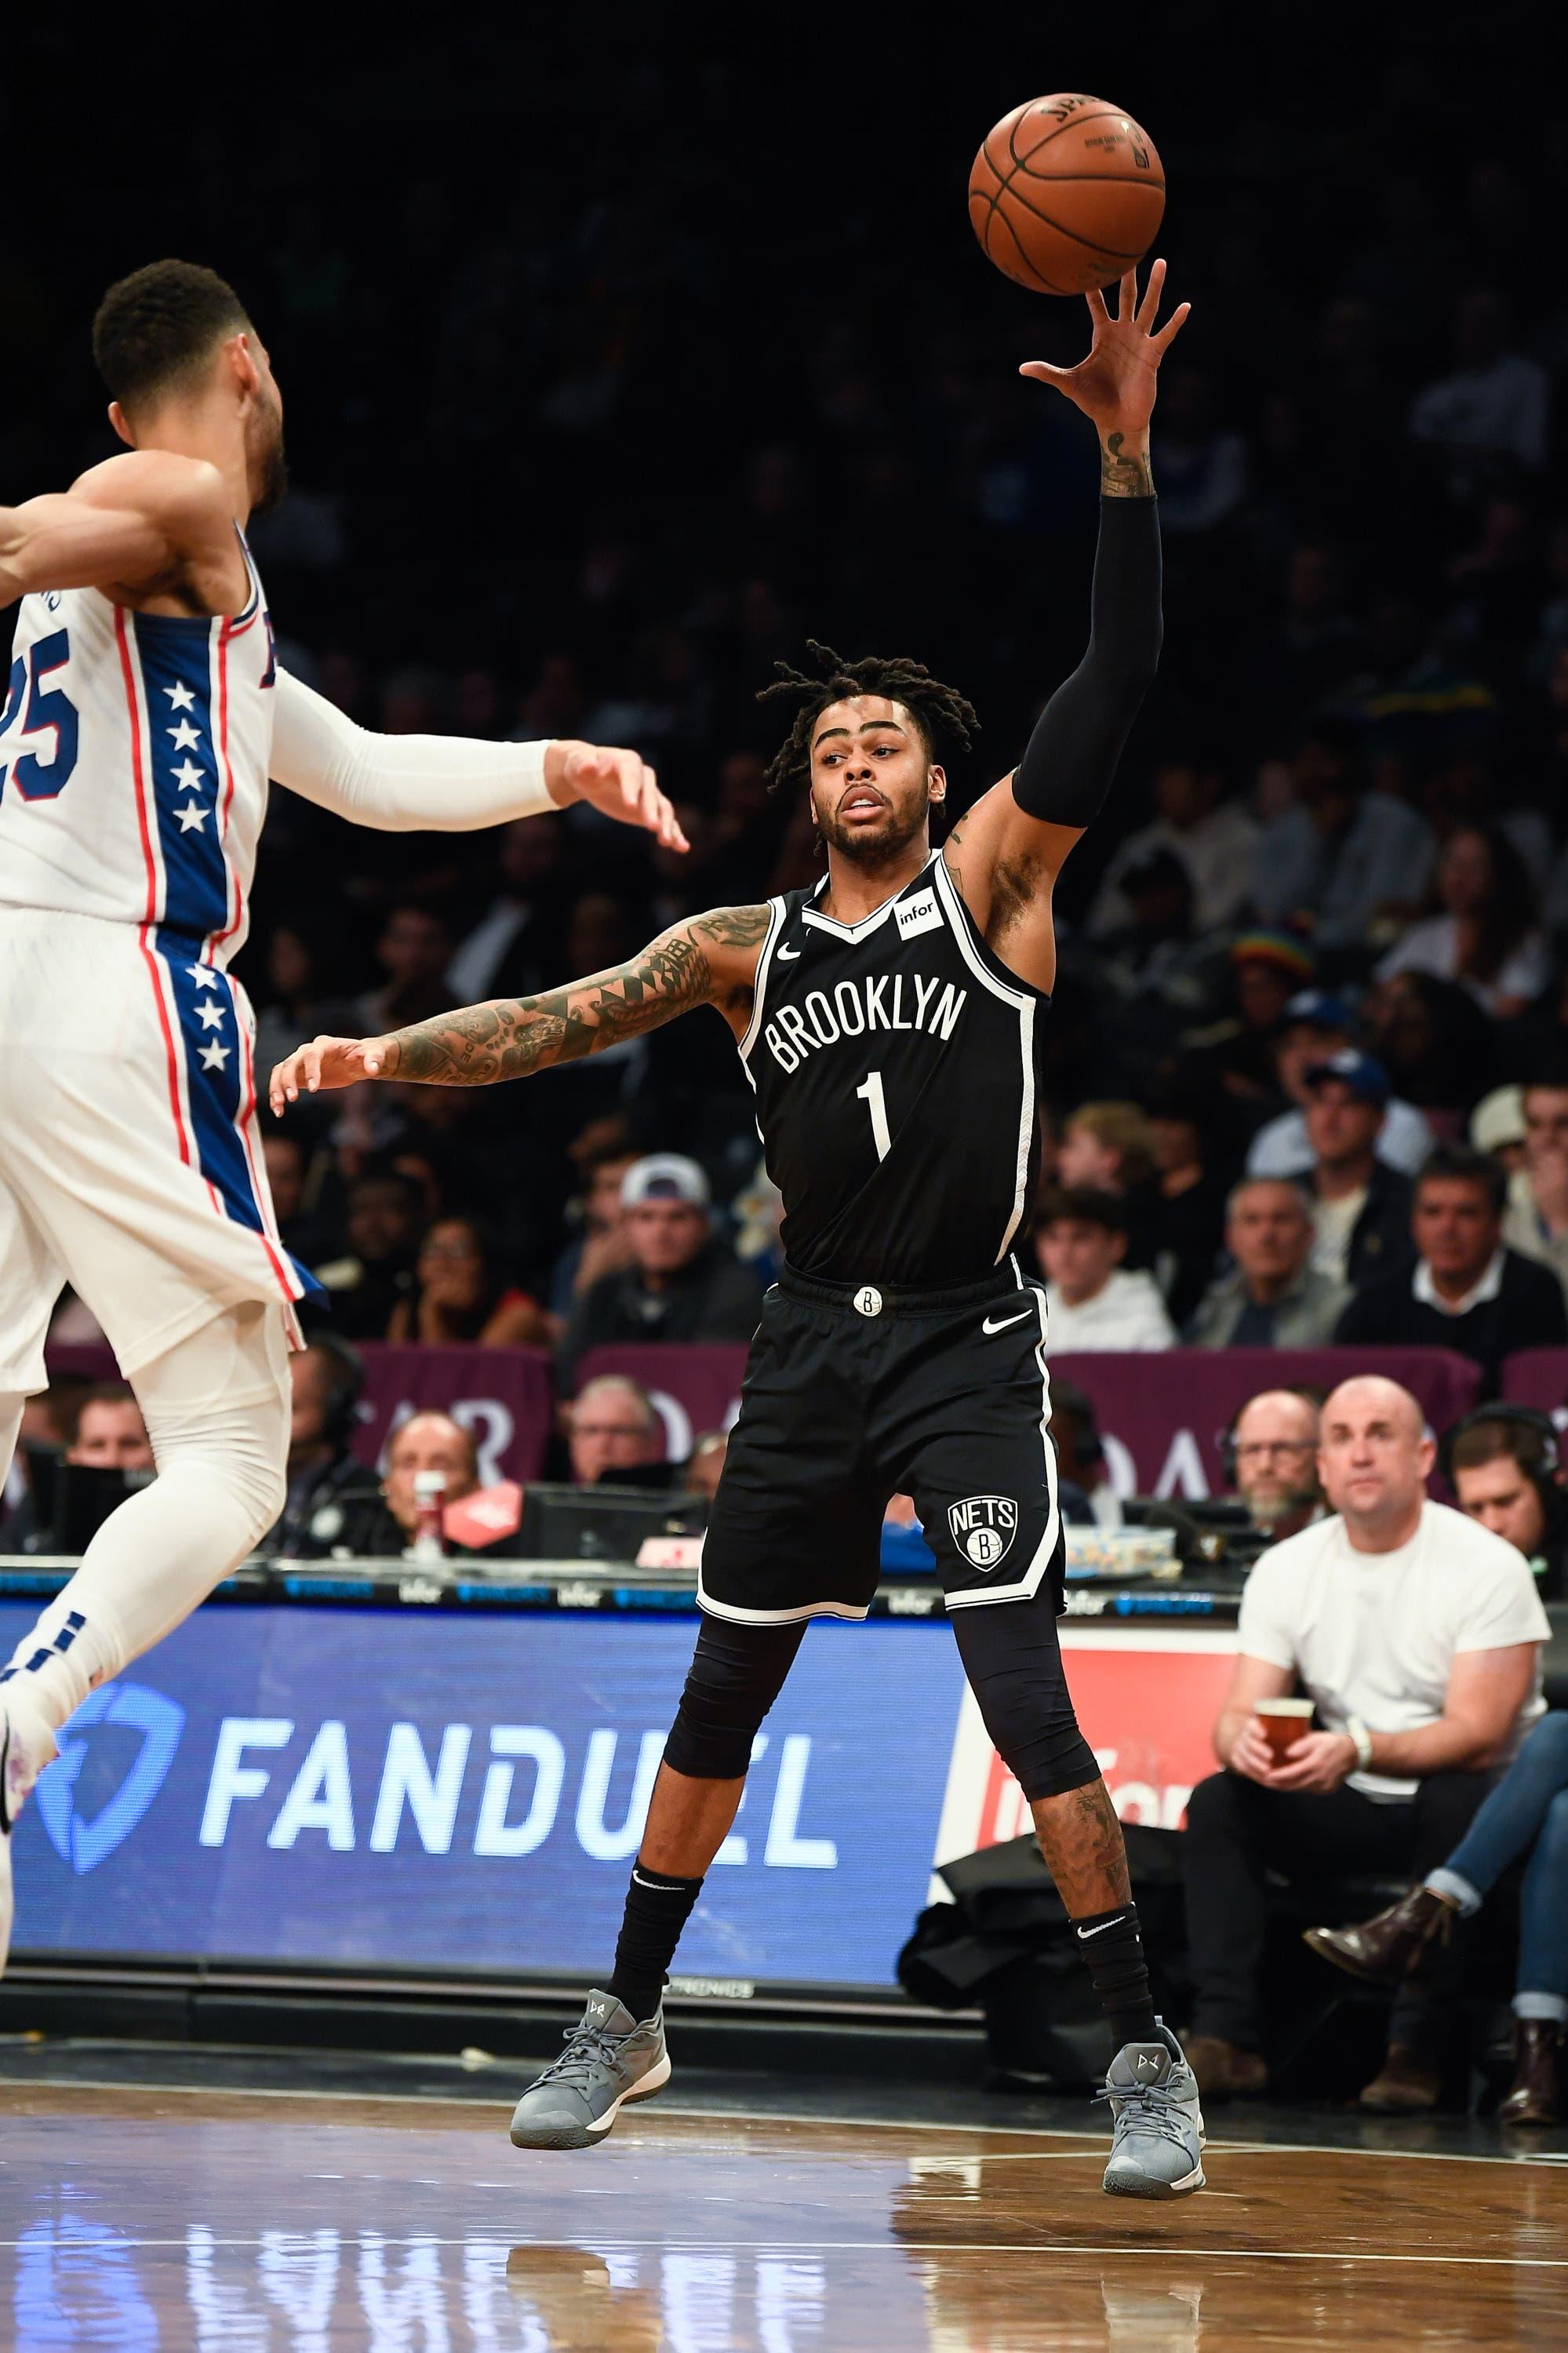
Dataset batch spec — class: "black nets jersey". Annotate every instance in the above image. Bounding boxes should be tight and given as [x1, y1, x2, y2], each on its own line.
[738, 851, 1050, 1288]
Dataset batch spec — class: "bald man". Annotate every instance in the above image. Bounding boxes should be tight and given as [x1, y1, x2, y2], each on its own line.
[1227, 1389, 1322, 1540]
[1184, 1375, 1550, 2114]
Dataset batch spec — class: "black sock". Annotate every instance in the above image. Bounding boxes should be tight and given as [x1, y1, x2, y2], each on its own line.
[1071, 1901, 1159, 2049]
[606, 1863, 704, 2021]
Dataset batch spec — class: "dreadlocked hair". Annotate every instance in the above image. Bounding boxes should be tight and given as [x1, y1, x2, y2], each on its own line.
[757, 641, 979, 794]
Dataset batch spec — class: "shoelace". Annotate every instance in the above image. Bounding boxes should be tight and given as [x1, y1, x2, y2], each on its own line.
[1093, 2074, 1194, 2150]
[532, 2023, 628, 2091]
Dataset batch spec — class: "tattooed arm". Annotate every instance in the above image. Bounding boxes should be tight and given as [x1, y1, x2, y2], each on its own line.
[267, 904, 772, 1110]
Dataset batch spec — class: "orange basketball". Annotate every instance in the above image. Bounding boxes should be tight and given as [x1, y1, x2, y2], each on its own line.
[969, 93, 1165, 296]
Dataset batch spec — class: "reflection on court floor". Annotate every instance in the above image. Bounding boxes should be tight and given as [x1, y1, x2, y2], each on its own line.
[2, 2084, 1565, 2349]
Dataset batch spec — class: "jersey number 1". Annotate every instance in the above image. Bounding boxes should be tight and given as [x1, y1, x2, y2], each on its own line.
[0, 629, 79, 803]
[856, 1069, 892, 1161]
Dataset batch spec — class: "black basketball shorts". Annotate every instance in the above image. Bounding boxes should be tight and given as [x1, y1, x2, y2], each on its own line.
[698, 1258, 1064, 1624]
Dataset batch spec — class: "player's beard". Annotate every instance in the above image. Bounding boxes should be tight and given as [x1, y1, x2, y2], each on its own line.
[249, 398, 289, 518]
[814, 787, 930, 868]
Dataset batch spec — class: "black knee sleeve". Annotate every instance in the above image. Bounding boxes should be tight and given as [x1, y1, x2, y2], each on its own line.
[662, 1615, 807, 1781]
[951, 1586, 1099, 1801]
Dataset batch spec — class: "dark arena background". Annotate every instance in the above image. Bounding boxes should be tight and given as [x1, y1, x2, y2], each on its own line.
[3, 14, 1568, 2348]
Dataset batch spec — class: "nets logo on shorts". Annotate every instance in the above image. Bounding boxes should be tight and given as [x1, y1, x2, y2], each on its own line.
[948, 1495, 1019, 1571]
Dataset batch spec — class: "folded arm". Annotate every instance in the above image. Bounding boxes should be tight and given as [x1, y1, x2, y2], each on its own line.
[268, 904, 770, 1110]
[1358, 1645, 1540, 1779]
[270, 667, 686, 847]
[0, 451, 234, 609]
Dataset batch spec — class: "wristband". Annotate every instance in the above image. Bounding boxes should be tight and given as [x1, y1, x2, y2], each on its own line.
[1345, 1715, 1374, 1772]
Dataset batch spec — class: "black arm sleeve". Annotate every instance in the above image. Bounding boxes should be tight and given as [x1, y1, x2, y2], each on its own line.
[1012, 495, 1162, 829]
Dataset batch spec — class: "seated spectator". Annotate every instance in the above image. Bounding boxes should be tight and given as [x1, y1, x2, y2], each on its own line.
[63, 1387, 154, 1471]
[345, 1411, 482, 1558]
[355, 902, 457, 1034]
[1502, 1076, 1568, 1306]
[1307, 1713, 1568, 2124]
[549, 1136, 639, 1318]
[557, 1155, 765, 1385]
[261, 1130, 344, 1271]
[1144, 1075, 1234, 1326]
[445, 815, 568, 1003]
[568, 1375, 666, 1485]
[387, 1215, 551, 1347]
[1224, 1388, 1323, 1541]
[1048, 1380, 1119, 1528]
[315, 1169, 424, 1339]
[1184, 1375, 1548, 2110]
[1442, 1410, 1568, 1599]
[1188, 931, 1316, 1102]
[1088, 752, 1259, 937]
[1035, 1189, 1175, 1353]
[1472, 1084, 1527, 1174]
[1301, 1053, 1412, 1290]
[1376, 824, 1549, 1018]
[1054, 1102, 1161, 1264]
[686, 1430, 729, 1505]
[1056, 1102, 1158, 1198]
[1363, 968, 1500, 1120]
[1249, 725, 1435, 950]
[8, 1386, 155, 1553]
[1188, 1178, 1348, 1348]
[1409, 288, 1549, 496]
[263, 1340, 379, 1560]
[1246, 990, 1434, 1182]
[1334, 1145, 1568, 1389]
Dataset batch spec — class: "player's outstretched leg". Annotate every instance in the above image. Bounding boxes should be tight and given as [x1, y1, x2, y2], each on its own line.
[949, 1593, 1204, 2198]
[509, 1617, 804, 2149]
[0, 1304, 289, 1973]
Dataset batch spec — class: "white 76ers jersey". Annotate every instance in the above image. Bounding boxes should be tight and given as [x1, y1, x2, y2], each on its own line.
[0, 536, 274, 960]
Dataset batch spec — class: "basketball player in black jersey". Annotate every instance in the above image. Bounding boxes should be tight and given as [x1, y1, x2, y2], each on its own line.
[272, 263, 1201, 2195]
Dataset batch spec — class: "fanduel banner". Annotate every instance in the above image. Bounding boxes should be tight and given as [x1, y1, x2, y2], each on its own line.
[1, 1604, 966, 1987]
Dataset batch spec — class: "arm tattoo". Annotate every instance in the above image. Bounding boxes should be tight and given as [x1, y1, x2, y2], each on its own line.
[382, 905, 770, 1086]
[1100, 431, 1155, 499]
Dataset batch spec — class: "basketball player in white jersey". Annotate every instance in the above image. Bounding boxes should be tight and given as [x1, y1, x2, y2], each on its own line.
[0, 260, 685, 1967]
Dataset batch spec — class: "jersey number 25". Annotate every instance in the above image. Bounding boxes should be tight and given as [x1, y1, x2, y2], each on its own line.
[0, 629, 79, 803]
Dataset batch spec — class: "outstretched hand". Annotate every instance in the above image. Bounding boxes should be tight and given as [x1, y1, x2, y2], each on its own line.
[1020, 259, 1190, 436]
[545, 739, 689, 851]
[269, 1033, 397, 1114]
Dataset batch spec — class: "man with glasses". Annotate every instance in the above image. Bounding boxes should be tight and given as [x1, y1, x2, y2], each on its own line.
[1225, 1389, 1323, 1541]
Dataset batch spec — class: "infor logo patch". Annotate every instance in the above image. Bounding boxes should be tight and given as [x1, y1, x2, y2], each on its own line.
[948, 1494, 1019, 1570]
[894, 887, 942, 941]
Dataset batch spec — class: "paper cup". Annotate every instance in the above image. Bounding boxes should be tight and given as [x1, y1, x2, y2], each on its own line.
[1256, 1697, 1314, 1763]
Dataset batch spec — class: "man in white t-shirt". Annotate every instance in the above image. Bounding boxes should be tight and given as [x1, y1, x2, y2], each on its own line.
[1182, 1375, 1548, 2112]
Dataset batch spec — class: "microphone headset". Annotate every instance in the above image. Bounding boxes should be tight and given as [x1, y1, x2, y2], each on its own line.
[1439, 1402, 1562, 1511]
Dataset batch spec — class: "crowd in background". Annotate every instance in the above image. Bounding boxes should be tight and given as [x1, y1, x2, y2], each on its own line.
[9, 38, 1568, 1400]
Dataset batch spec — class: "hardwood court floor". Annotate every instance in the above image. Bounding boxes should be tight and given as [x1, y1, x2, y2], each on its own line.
[2, 2077, 1566, 2350]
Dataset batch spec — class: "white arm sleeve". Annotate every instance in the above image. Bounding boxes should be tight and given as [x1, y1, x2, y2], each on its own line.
[268, 666, 554, 832]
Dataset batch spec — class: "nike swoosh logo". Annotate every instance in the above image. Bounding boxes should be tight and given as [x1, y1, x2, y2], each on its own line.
[1075, 1914, 1126, 1940]
[982, 1309, 1035, 1335]
[777, 944, 802, 960]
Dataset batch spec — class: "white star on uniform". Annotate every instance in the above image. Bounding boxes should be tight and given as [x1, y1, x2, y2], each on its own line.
[195, 1000, 227, 1031]
[176, 802, 207, 832]
[162, 681, 197, 712]
[172, 759, 206, 790]
[187, 964, 222, 989]
[167, 719, 202, 752]
[198, 1041, 231, 1072]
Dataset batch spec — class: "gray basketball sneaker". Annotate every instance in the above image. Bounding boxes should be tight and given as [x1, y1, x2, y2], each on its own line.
[1099, 2021, 1206, 2198]
[508, 1991, 671, 2150]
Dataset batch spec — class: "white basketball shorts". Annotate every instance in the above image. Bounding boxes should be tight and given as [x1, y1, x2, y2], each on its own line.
[0, 908, 309, 1392]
